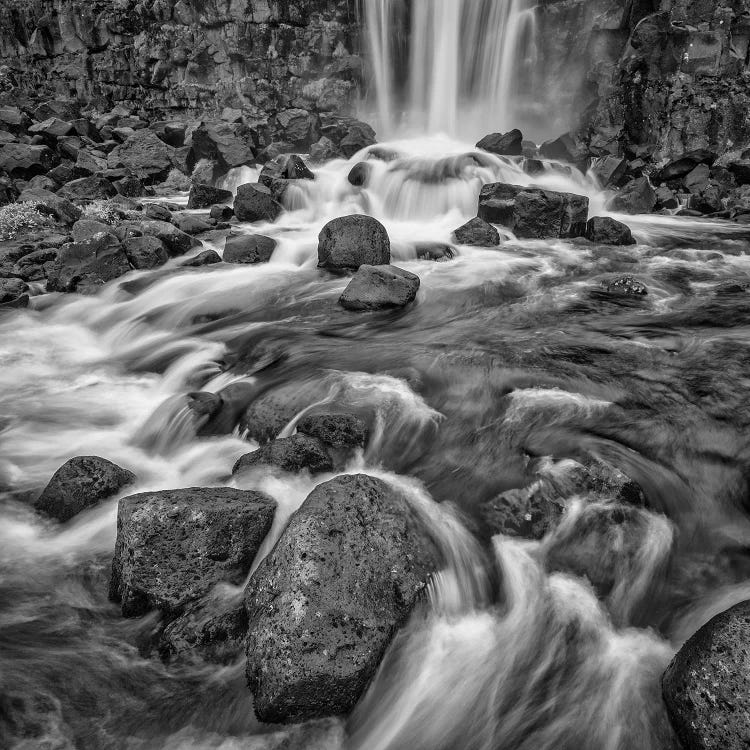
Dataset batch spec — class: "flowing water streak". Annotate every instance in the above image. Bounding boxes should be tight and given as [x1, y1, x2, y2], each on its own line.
[363, 0, 536, 137]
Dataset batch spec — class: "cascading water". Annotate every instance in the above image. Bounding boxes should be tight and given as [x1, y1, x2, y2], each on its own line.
[363, 0, 538, 138]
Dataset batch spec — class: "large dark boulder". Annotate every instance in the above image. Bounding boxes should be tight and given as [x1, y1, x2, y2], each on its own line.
[223, 234, 276, 264]
[244, 474, 439, 723]
[478, 183, 589, 239]
[47, 232, 131, 294]
[339, 264, 420, 311]
[18, 188, 81, 225]
[452, 216, 501, 247]
[187, 183, 233, 210]
[107, 129, 174, 181]
[0, 143, 57, 177]
[539, 133, 589, 169]
[191, 121, 256, 171]
[476, 129, 523, 156]
[34, 456, 135, 522]
[590, 156, 627, 187]
[663, 600, 750, 750]
[259, 154, 315, 189]
[232, 434, 333, 476]
[234, 183, 283, 223]
[317, 214, 390, 271]
[181, 249, 222, 267]
[297, 413, 368, 449]
[657, 149, 718, 182]
[585, 216, 636, 245]
[28, 117, 74, 139]
[110, 487, 276, 618]
[138, 220, 200, 256]
[339, 120, 377, 158]
[606, 177, 657, 214]
[58, 176, 117, 202]
[123, 236, 169, 269]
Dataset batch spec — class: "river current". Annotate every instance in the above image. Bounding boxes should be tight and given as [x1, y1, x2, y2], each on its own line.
[2, 136, 750, 749]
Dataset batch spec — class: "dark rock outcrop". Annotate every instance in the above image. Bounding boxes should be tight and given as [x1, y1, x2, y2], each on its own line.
[585, 217, 636, 246]
[297, 413, 368, 450]
[187, 183, 233, 210]
[317, 214, 390, 271]
[478, 183, 589, 239]
[476, 129, 523, 156]
[223, 234, 276, 265]
[606, 177, 657, 215]
[452, 217, 501, 247]
[663, 600, 750, 750]
[234, 183, 283, 223]
[110, 487, 276, 619]
[34, 456, 135, 523]
[339, 264, 420, 311]
[232, 434, 333, 476]
[244, 474, 439, 723]
[123, 236, 169, 270]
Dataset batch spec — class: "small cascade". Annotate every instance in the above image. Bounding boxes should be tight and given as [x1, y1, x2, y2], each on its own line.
[363, 0, 537, 139]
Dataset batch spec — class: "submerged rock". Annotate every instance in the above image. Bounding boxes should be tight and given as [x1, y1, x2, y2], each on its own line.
[663, 600, 750, 750]
[585, 217, 636, 246]
[110, 487, 276, 618]
[34, 456, 135, 522]
[339, 264, 420, 311]
[223, 234, 276, 264]
[318, 214, 390, 271]
[297, 413, 369, 450]
[415, 242, 455, 261]
[244, 474, 439, 723]
[478, 183, 589, 239]
[233, 434, 333, 476]
[452, 216, 501, 247]
[476, 129, 523, 156]
[606, 276, 648, 296]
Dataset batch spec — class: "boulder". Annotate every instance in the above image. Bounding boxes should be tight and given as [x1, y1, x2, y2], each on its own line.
[72, 219, 111, 242]
[259, 154, 315, 188]
[123, 236, 169, 269]
[0, 278, 29, 304]
[606, 177, 657, 214]
[297, 412, 368, 449]
[18, 188, 81, 225]
[275, 108, 317, 147]
[339, 264, 420, 311]
[663, 600, 750, 750]
[58, 176, 117, 202]
[110, 487, 276, 618]
[232, 434, 333, 476]
[223, 234, 276, 264]
[47, 232, 131, 294]
[138, 220, 200, 256]
[657, 150, 718, 182]
[143, 203, 172, 222]
[34, 456, 135, 523]
[244, 474, 439, 723]
[476, 129, 523, 156]
[0, 143, 57, 177]
[181, 249, 222, 267]
[187, 183, 233, 210]
[317, 214, 390, 271]
[107, 129, 174, 181]
[191, 121, 256, 171]
[171, 213, 213, 235]
[539, 133, 589, 169]
[590, 156, 627, 187]
[478, 183, 589, 238]
[210, 204, 233, 221]
[655, 186, 679, 210]
[585, 217, 636, 245]
[415, 242, 455, 261]
[234, 183, 282, 223]
[347, 162, 371, 187]
[452, 217, 501, 247]
[28, 117, 74, 139]
[339, 120, 377, 158]
[113, 175, 145, 197]
[728, 161, 750, 186]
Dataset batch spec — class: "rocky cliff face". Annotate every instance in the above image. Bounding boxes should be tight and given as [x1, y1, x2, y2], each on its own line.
[0, 0, 361, 120]
[539, 0, 750, 159]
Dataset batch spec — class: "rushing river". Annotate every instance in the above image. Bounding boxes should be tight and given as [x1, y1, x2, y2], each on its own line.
[2, 136, 750, 749]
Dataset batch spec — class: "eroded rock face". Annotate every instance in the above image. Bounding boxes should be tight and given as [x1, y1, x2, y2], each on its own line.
[244, 474, 439, 723]
[110, 487, 276, 619]
[663, 600, 750, 750]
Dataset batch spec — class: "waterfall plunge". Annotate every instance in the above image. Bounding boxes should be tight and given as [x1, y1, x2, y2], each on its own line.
[363, 0, 537, 139]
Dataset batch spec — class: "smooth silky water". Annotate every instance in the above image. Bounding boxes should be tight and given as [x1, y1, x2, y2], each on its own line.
[4, 2, 750, 748]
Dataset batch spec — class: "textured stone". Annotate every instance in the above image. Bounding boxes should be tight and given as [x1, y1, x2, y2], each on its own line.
[223, 234, 276, 264]
[452, 217, 501, 247]
[339, 264, 420, 311]
[317, 214, 390, 271]
[234, 183, 283, 223]
[232, 434, 333, 475]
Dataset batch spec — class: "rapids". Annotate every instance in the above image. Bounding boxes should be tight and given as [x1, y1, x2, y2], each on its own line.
[3, 136, 750, 749]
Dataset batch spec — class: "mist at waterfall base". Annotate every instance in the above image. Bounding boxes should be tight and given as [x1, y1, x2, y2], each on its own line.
[2, 132, 750, 749]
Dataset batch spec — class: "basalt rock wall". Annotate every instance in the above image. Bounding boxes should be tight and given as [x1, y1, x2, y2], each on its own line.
[0, 0, 361, 121]
[539, 0, 750, 159]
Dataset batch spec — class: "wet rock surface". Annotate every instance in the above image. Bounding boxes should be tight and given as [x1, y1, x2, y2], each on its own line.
[244, 474, 439, 723]
[339, 264, 420, 311]
[318, 214, 391, 271]
[232, 434, 333, 476]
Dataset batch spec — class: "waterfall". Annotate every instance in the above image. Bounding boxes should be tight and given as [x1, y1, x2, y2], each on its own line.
[363, 0, 538, 139]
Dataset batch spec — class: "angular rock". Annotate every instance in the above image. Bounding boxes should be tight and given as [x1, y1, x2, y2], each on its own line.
[123, 236, 169, 270]
[260, 154, 315, 188]
[181, 249, 222, 267]
[0, 143, 57, 177]
[72, 219, 111, 242]
[297, 413, 368, 449]
[478, 183, 589, 238]
[663, 600, 750, 750]
[590, 156, 627, 187]
[658, 150, 718, 182]
[452, 216, 501, 247]
[232, 434, 333, 475]
[0, 278, 29, 304]
[107, 130, 175, 181]
[585, 217, 636, 245]
[210, 204, 233, 221]
[415, 242, 455, 261]
[476, 129, 523, 156]
[606, 177, 657, 214]
[171, 214, 213, 235]
[539, 133, 589, 169]
[110, 487, 276, 618]
[28, 117, 74, 139]
[191, 121, 256, 171]
[223, 234, 276, 264]
[34, 456, 135, 523]
[47, 232, 131, 294]
[244, 474, 439, 723]
[139, 220, 200, 256]
[234, 183, 282, 223]
[339, 264, 420, 311]
[143, 203, 172, 222]
[187, 183, 233, 210]
[339, 120, 377, 158]
[58, 176, 117, 202]
[18, 188, 81, 225]
[317, 214, 390, 271]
